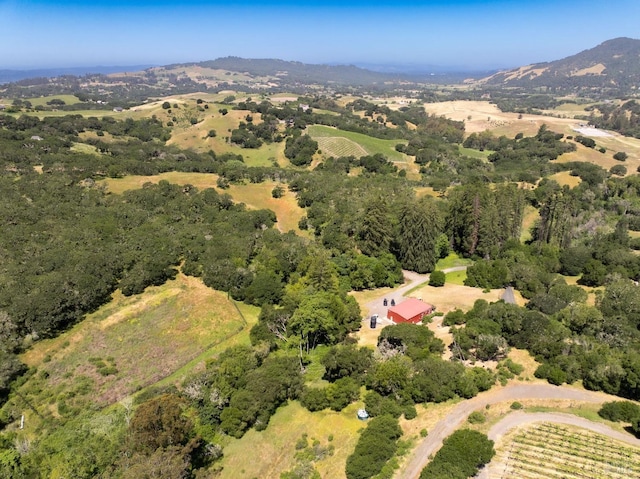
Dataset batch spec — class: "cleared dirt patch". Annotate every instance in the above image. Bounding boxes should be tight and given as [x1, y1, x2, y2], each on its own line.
[572, 126, 613, 137]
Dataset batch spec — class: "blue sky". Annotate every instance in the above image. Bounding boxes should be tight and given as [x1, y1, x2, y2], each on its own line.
[1, 0, 639, 70]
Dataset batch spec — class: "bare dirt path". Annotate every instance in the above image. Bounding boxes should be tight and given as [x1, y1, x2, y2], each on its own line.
[477, 412, 640, 479]
[395, 383, 624, 479]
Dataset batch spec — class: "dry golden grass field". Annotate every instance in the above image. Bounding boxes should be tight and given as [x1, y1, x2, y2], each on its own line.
[218, 401, 366, 479]
[101, 173, 306, 233]
[21, 274, 247, 407]
[423, 100, 640, 176]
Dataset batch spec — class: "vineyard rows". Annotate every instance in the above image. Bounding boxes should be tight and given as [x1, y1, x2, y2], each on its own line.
[493, 422, 640, 479]
[314, 136, 368, 158]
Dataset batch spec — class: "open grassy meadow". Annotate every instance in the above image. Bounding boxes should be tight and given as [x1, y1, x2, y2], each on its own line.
[408, 283, 506, 314]
[24, 94, 83, 107]
[101, 173, 306, 233]
[435, 253, 474, 270]
[218, 401, 366, 479]
[521, 204, 539, 242]
[20, 274, 249, 408]
[224, 181, 307, 233]
[548, 170, 582, 188]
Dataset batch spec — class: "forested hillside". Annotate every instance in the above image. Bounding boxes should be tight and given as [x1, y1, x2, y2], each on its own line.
[1, 86, 640, 478]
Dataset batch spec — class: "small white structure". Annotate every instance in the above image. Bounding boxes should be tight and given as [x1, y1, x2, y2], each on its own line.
[357, 409, 369, 420]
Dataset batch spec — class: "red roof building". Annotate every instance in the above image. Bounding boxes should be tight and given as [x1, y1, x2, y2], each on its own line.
[387, 298, 435, 324]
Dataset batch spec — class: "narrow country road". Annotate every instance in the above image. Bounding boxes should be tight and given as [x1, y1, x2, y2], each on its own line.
[395, 383, 627, 479]
[476, 411, 640, 479]
[501, 286, 516, 304]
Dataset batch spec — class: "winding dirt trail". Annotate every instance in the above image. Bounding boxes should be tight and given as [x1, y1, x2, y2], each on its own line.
[395, 383, 625, 479]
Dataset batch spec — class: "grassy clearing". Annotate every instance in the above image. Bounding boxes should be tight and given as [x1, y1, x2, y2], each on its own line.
[562, 275, 601, 306]
[549, 170, 581, 188]
[408, 283, 504, 315]
[218, 401, 365, 479]
[24, 109, 120, 119]
[556, 145, 621, 171]
[459, 145, 491, 160]
[507, 349, 539, 379]
[164, 104, 287, 167]
[553, 102, 591, 113]
[399, 399, 462, 441]
[225, 181, 307, 233]
[100, 173, 306, 234]
[307, 125, 407, 162]
[156, 301, 260, 388]
[21, 274, 246, 407]
[415, 186, 442, 198]
[521, 205, 539, 243]
[443, 269, 467, 286]
[435, 253, 474, 270]
[100, 171, 221, 195]
[25, 94, 81, 107]
[70, 142, 100, 155]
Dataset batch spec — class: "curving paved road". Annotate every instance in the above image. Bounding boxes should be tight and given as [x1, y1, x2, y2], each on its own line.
[477, 411, 640, 479]
[395, 383, 626, 479]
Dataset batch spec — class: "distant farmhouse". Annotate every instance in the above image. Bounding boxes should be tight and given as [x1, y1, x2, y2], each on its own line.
[387, 298, 435, 324]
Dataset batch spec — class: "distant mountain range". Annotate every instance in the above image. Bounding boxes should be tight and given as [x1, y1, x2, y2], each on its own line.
[2, 37, 639, 95]
[480, 37, 640, 93]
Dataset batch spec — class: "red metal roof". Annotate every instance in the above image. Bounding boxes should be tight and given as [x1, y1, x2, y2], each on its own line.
[387, 298, 434, 320]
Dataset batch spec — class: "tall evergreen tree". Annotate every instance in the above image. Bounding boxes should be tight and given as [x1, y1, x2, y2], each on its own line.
[397, 198, 442, 273]
[358, 196, 393, 257]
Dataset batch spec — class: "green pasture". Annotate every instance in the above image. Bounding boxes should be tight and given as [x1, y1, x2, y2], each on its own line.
[308, 125, 408, 162]
[19, 109, 119, 119]
[435, 253, 474, 270]
[459, 146, 492, 160]
[25, 94, 82, 107]
[70, 142, 100, 155]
